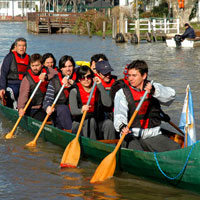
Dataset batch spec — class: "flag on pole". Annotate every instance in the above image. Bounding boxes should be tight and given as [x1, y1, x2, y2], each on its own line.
[179, 85, 196, 147]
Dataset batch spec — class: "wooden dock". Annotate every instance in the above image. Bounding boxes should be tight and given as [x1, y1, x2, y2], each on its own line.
[27, 12, 82, 33]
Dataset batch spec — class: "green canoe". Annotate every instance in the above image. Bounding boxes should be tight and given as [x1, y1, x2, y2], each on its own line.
[1, 103, 200, 193]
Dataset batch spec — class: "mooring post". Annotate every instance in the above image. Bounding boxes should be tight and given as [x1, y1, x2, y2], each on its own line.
[86, 22, 92, 38]
[102, 21, 106, 39]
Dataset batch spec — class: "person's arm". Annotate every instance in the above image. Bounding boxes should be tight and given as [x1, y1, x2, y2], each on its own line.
[17, 77, 30, 110]
[69, 88, 82, 116]
[152, 82, 175, 106]
[46, 67, 58, 80]
[114, 89, 129, 132]
[43, 80, 55, 112]
[0, 53, 13, 90]
[97, 83, 112, 107]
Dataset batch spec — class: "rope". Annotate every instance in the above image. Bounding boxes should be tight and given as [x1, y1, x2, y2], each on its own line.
[154, 141, 198, 180]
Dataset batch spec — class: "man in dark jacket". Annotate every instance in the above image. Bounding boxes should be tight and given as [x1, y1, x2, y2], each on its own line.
[0, 38, 29, 109]
[181, 23, 196, 40]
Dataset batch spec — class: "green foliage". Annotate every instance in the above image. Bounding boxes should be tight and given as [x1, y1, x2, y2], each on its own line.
[189, 1, 198, 21]
[140, 1, 169, 18]
[73, 10, 112, 35]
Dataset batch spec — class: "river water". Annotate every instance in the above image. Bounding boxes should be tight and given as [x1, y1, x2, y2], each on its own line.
[0, 22, 200, 199]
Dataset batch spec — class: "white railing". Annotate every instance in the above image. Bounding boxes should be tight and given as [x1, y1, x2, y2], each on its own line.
[125, 18, 180, 34]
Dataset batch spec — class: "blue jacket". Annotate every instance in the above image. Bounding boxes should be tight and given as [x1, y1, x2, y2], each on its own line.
[181, 26, 196, 39]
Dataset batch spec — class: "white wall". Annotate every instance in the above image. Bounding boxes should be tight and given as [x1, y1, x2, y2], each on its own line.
[0, 0, 40, 16]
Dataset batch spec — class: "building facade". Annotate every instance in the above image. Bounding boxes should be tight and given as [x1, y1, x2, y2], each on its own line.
[0, 0, 40, 17]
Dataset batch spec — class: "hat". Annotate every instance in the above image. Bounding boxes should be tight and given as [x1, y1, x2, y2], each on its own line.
[96, 60, 113, 75]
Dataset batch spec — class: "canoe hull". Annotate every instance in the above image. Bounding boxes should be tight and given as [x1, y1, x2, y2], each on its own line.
[1, 104, 200, 193]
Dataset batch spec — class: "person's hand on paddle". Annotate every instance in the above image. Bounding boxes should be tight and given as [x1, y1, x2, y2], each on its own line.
[121, 126, 131, 136]
[81, 105, 90, 113]
[0, 89, 5, 100]
[46, 106, 55, 115]
[93, 76, 101, 84]
[144, 81, 154, 94]
[18, 108, 25, 117]
[39, 73, 46, 82]
[62, 76, 73, 87]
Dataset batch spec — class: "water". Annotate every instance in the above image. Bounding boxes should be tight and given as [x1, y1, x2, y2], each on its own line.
[0, 22, 200, 199]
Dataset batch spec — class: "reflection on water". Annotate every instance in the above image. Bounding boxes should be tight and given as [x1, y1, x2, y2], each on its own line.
[0, 22, 200, 199]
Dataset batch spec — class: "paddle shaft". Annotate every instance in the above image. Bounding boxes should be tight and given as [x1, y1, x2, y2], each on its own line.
[5, 80, 42, 139]
[27, 76, 69, 144]
[75, 82, 97, 139]
[168, 121, 184, 137]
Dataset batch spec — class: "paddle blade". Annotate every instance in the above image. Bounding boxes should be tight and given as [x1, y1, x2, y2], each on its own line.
[4, 131, 15, 139]
[90, 152, 116, 183]
[60, 138, 81, 168]
[25, 140, 36, 147]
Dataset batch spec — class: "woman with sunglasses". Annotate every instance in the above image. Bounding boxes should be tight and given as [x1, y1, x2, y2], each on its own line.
[69, 65, 116, 140]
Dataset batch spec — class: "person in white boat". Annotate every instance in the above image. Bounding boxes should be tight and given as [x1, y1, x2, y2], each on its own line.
[181, 23, 196, 40]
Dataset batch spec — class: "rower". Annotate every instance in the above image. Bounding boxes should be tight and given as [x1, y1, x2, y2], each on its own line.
[69, 65, 116, 140]
[18, 53, 57, 121]
[43, 55, 77, 132]
[0, 38, 29, 109]
[113, 60, 181, 152]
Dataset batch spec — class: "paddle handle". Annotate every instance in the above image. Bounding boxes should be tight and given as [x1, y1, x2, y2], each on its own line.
[114, 80, 153, 154]
[87, 82, 97, 106]
[52, 75, 69, 105]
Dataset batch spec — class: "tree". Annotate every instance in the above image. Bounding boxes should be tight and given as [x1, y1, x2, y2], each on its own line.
[165, 0, 197, 27]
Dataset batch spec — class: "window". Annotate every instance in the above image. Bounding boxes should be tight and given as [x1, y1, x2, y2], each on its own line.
[0, 2, 9, 9]
[18, 1, 35, 9]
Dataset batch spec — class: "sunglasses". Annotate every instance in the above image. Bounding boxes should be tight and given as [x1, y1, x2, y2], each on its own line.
[79, 74, 93, 81]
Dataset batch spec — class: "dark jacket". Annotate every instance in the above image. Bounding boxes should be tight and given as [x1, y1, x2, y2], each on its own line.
[181, 26, 196, 40]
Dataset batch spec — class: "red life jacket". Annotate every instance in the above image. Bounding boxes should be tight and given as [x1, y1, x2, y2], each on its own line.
[76, 82, 97, 113]
[26, 67, 49, 106]
[123, 79, 161, 129]
[95, 74, 116, 91]
[7, 51, 29, 80]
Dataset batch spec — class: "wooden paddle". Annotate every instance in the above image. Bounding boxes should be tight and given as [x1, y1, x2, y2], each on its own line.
[5, 80, 43, 139]
[26, 76, 69, 147]
[90, 81, 152, 183]
[60, 82, 97, 168]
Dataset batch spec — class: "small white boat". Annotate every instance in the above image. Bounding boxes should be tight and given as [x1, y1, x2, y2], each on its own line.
[166, 37, 200, 48]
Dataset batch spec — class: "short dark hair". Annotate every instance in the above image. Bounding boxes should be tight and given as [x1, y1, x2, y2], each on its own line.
[77, 65, 94, 80]
[90, 53, 108, 66]
[30, 53, 42, 64]
[128, 60, 148, 76]
[14, 37, 27, 46]
[184, 23, 190, 27]
[59, 55, 75, 69]
[42, 53, 56, 66]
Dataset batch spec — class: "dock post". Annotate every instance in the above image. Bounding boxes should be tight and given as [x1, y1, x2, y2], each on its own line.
[102, 21, 106, 39]
[112, 16, 116, 39]
[86, 22, 92, 38]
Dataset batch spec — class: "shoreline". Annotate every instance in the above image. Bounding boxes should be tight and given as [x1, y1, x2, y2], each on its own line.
[0, 16, 26, 22]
